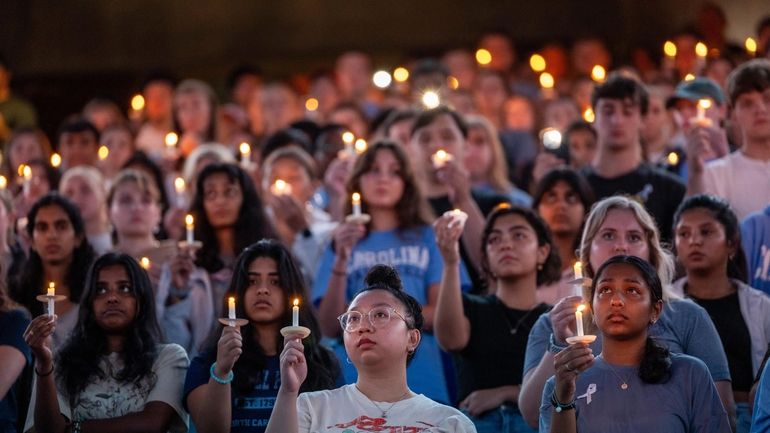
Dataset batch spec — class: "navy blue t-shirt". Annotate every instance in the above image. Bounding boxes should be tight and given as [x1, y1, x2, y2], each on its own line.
[183, 353, 280, 433]
[0, 309, 31, 433]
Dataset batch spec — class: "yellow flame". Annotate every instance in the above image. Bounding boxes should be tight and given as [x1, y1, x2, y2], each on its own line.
[576, 304, 586, 313]
[539, 72, 555, 89]
[529, 54, 546, 72]
[475, 48, 492, 65]
[583, 107, 595, 123]
[22, 165, 32, 180]
[667, 152, 679, 166]
[342, 131, 355, 144]
[684, 73, 695, 81]
[0, 175, 6, 189]
[293, 298, 299, 307]
[422, 90, 441, 109]
[746, 37, 757, 54]
[50, 153, 62, 168]
[239, 142, 251, 156]
[352, 192, 361, 204]
[591, 65, 606, 82]
[354, 139, 367, 154]
[305, 97, 319, 111]
[174, 177, 185, 193]
[663, 40, 677, 57]
[447, 76, 459, 90]
[393, 67, 409, 82]
[140, 257, 151, 269]
[130, 94, 145, 111]
[185, 214, 194, 227]
[695, 42, 708, 57]
[698, 98, 712, 110]
[98, 145, 109, 160]
[165, 132, 178, 147]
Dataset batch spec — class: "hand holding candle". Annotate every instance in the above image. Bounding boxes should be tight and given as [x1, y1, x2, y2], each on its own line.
[695, 98, 713, 127]
[565, 303, 596, 345]
[573, 261, 583, 279]
[270, 179, 293, 196]
[345, 192, 371, 224]
[280, 298, 311, 339]
[431, 149, 453, 169]
[218, 295, 247, 327]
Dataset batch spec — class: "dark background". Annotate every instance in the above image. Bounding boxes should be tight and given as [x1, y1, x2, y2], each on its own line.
[1, 0, 765, 138]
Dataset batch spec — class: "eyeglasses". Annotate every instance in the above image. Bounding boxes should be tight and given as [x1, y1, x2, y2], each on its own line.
[337, 306, 409, 333]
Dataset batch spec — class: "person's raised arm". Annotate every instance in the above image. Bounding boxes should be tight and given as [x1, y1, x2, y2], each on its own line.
[316, 222, 365, 337]
[187, 326, 243, 433]
[440, 160, 484, 273]
[433, 214, 471, 351]
[685, 126, 710, 196]
[266, 332, 307, 433]
[24, 315, 68, 433]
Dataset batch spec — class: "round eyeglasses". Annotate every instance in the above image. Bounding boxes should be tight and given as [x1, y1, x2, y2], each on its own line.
[337, 306, 409, 333]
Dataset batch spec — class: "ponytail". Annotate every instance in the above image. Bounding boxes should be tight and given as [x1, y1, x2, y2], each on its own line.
[638, 337, 671, 384]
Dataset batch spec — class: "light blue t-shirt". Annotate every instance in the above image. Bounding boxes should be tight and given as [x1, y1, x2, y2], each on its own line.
[539, 354, 730, 433]
[312, 225, 471, 405]
[741, 205, 770, 296]
[523, 298, 731, 382]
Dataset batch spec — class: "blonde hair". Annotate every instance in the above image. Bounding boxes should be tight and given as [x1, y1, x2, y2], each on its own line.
[107, 169, 161, 207]
[60, 166, 107, 202]
[464, 115, 513, 193]
[578, 196, 675, 298]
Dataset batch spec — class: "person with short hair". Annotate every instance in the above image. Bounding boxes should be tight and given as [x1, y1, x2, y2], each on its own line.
[57, 119, 100, 170]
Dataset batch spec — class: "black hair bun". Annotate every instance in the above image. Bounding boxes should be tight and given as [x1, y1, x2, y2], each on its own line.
[364, 264, 404, 291]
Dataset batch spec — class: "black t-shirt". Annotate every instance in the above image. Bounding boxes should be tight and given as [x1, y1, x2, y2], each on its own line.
[428, 190, 511, 293]
[454, 294, 550, 405]
[690, 291, 754, 393]
[582, 164, 685, 242]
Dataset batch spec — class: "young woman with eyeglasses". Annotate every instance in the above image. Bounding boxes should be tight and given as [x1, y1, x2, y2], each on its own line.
[266, 265, 475, 433]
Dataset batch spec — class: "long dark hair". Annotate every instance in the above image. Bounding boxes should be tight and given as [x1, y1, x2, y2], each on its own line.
[201, 239, 339, 394]
[591, 255, 671, 384]
[56, 253, 163, 399]
[191, 163, 277, 273]
[346, 140, 431, 231]
[10, 194, 96, 316]
[673, 194, 748, 283]
[481, 204, 562, 286]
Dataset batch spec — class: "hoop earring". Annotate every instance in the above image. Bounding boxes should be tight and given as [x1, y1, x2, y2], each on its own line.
[346, 356, 352, 365]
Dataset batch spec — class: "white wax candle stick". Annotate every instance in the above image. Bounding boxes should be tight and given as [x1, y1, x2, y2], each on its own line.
[575, 305, 585, 337]
[228, 297, 236, 320]
[292, 299, 299, 327]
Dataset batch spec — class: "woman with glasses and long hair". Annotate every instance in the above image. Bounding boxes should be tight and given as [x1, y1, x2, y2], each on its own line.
[23, 253, 188, 433]
[266, 264, 475, 433]
[184, 239, 338, 433]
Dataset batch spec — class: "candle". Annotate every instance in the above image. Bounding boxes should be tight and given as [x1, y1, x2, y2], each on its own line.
[393, 67, 409, 83]
[130, 94, 145, 121]
[575, 304, 586, 337]
[340, 131, 356, 159]
[140, 257, 151, 270]
[0, 175, 6, 190]
[98, 145, 109, 161]
[228, 296, 236, 320]
[431, 149, 453, 168]
[185, 214, 194, 244]
[696, 98, 712, 127]
[695, 42, 708, 71]
[239, 142, 251, 168]
[352, 192, 362, 216]
[305, 97, 319, 112]
[590, 65, 606, 82]
[47, 282, 55, 316]
[50, 153, 62, 168]
[174, 177, 186, 208]
[292, 298, 299, 326]
[529, 53, 546, 72]
[475, 48, 492, 66]
[354, 139, 368, 155]
[746, 37, 757, 57]
[582, 107, 595, 123]
[421, 90, 441, 109]
[663, 40, 677, 69]
[539, 72, 555, 99]
[573, 262, 583, 279]
[165, 133, 178, 159]
[22, 165, 32, 195]
[270, 179, 292, 196]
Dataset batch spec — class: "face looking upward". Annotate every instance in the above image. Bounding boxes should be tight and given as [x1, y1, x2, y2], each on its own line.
[589, 209, 650, 273]
[92, 264, 138, 335]
[592, 262, 661, 340]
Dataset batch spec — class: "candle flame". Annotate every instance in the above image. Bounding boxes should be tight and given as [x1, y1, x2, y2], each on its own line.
[305, 97, 319, 111]
[576, 304, 586, 313]
[372, 70, 393, 89]
[695, 42, 708, 57]
[352, 192, 361, 203]
[293, 298, 299, 307]
[393, 67, 409, 82]
[174, 177, 185, 193]
[539, 72, 555, 89]
[447, 76, 460, 90]
[342, 131, 355, 145]
[22, 165, 32, 180]
[746, 37, 757, 54]
[591, 65, 606, 82]
[0, 175, 6, 189]
[47, 281, 55, 296]
[583, 107, 595, 123]
[50, 153, 62, 168]
[229, 296, 235, 303]
[354, 139, 368, 154]
[98, 145, 109, 160]
[185, 214, 194, 227]
[165, 132, 179, 147]
[239, 142, 251, 156]
[663, 40, 677, 57]
[475, 48, 492, 65]
[421, 90, 441, 109]
[529, 54, 546, 72]
[130, 94, 145, 111]
[667, 151, 680, 166]
[698, 98, 712, 110]
[140, 257, 151, 269]
[684, 73, 695, 81]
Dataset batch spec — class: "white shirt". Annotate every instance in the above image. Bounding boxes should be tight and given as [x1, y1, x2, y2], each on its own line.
[297, 384, 476, 432]
[703, 151, 770, 221]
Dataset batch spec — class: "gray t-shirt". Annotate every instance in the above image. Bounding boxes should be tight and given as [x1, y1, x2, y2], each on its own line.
[539, 354, 730, 433]
[523, 298, 731, 381]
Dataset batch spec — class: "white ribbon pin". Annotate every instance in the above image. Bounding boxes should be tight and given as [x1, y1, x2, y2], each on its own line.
[577, 383, 597, 405]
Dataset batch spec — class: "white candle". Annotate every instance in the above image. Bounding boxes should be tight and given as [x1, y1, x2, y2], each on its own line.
[47, 282, 55, 316]
[573, 262, 583, 279]
[239, 142, 251, 168]
[696, 99, 712, 127]
[185, 214, 195, 244]
[174, 177, 186, 208]
[228, 297, 236, 320]
[352, 192, 362, 216]
[140, 257, 151, 270]
[165, 133, 178, 159]
[663, 40, 677, 70]
[431, 150, 452, 169]
[575, 304, 586, 337]
[0, 175, 6, 190]
[341, 132, 356, 159]
[22, 165, 32, 195]
[292, 298, 299, 326]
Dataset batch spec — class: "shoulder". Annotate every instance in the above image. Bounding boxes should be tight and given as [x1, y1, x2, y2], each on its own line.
[642, 164, 685, 187]
[0, 307, 31, 324]
[298, 384, 350, 405]
[704, 152, 740, 171]
[410, 394, 474, 427]
[669, 353, 711, 378]
[155, 343, 190, 368]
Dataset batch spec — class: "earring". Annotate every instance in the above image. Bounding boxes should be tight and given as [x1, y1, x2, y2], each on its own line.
[537, 263, 543, 271]
[345, 356, 352, 365]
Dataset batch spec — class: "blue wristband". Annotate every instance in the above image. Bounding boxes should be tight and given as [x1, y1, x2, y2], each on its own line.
[210, 363, 234, 385]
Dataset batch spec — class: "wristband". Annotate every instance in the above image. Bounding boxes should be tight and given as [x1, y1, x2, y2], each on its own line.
[548, 333, 568, 354]
[550, 392, 576, 412]
[210, 363, 234, 385]
[35, 364, 54, 377]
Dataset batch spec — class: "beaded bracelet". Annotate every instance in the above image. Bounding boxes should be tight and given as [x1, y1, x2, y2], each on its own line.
[210, 363, 234, 385]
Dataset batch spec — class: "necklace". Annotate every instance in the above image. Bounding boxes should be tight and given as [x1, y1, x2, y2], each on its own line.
[496, 298, 542, 336]
[598, 356, 633, 390]
[355, 385, 411, 419]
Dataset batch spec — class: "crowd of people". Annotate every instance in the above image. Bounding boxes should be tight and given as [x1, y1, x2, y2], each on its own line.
[2, 5, 770, 433]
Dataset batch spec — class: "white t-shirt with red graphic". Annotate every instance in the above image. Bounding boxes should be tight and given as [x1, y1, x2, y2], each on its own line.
[297, 384, 476, 432]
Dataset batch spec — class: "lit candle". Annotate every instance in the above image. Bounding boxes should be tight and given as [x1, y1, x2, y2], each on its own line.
[305, 97, 319, 112]
[130, 94, 145, 121]
[667, 151, 680, 166]
[0, 175, 6, 190]
[695, 42, 708, 71]
[573, 262, 583, 279]
[696, 98, 713, 127]
[22, 165, 32, 195]
[341, 132, 356, 159]
[354, 139, 368, 155]
[239, 142, 251, 168]
[448, 208, 468, 228]
[529, 53, 546, 72]
[228, 296, 236, 320]
[421, 90, 441, 109]
[165, 132, 178, 159]
[50, 153, 62, 168]
[582, 107, 595, 123]
[140, 257, 151, 270]
[575, 304, 586, 337]
[174, 177, 186, 208]
[270, 179, 292, 196]
[590, 65, 606, 82]
[47, 282, 55, 316]
[431, 149, 453, 169]
[352, 192, 362, 217]
[185, 214, 195, 244]
[475, 48, 492, 66]
[539, 72, 555, 99]
[292, 298, 299, 326]
[663, 40, 677, 69]
[393, 67, 409, 83]
[746, 37, 757, 57]
[98, 145, 109, 161]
